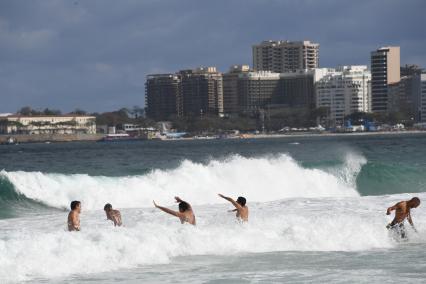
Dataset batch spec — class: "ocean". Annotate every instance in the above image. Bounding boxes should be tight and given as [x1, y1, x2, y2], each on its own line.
[1, 134, 426, 283]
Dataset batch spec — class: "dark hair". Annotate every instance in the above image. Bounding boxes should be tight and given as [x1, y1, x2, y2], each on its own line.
[411, 197, 421, 206]
[178, 201, 190, 212]
[104, 203, 112, 211]
[237, 196, 246, 206]
[70, 200, 81, 210]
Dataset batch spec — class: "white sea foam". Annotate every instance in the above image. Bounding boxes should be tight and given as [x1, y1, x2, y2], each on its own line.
[3, 194, 425, 282]
[0, 153, 363, 211]
[4, 152, 407, 282]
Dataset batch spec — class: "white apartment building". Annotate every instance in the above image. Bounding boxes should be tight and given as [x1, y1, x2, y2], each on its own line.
[253, 40, 319, 73]
[315, 66, 371, 126]
[0, 115, 97, 135]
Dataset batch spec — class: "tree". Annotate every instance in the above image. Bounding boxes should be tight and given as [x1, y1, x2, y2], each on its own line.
[131, 105, 145, 119]
[70, 108, 87, 115]
[42, 108, 62, 115]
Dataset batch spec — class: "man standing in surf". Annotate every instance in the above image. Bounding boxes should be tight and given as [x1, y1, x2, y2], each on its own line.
[386, 197, 420, 238]
[218, 194, 248, 222]
[153, 196, 196, 225]
[68, 200, 81, 231]
[104, 203, 122, 227]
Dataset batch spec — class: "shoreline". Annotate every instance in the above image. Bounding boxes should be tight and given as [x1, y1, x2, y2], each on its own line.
[1, 130, 426, 145]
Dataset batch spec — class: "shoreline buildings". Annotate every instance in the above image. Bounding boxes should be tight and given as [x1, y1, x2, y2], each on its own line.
[315, 66, 371, 125]
[145, 67, 223, 120]
[145, 74, 181, 121]
[0, 115, 96, 135]
[146, 40, 423, 127]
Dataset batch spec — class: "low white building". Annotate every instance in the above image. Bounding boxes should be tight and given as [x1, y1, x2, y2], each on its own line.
[0, 115, 96, 135]
[315, 66, 371, 126]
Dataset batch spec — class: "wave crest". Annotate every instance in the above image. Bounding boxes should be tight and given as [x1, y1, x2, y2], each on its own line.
[0, 153, 363, 211]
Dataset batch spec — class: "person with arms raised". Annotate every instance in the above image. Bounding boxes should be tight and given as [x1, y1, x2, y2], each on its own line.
[218, 194, 248, 222]
[153, 196, 196, 225]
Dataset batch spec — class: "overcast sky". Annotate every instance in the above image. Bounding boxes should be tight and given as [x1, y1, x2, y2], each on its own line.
[0, 0, 425, 113]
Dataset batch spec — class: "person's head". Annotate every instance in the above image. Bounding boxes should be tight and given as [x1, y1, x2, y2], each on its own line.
[104, 203, 112, 212]
[408, 197, 421, 208]
[70, 200, 81, 213]
[236, 196, 246, 207]
[178, 201, 190, 212]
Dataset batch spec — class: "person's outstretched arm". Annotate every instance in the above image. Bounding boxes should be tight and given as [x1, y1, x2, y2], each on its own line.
[218, 194, 242, 210]
[153, 200, 181, 218]
[407, 211, 417, 232]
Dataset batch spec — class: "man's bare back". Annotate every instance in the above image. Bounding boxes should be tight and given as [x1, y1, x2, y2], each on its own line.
[104, 204, 123, 227]
[387, 197, 420, 231]
[235, 206, 249, 222]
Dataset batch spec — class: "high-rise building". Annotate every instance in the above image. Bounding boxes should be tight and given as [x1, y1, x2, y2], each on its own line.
[412, 73, 426, 122]
[252, 40, 319, 73]
[145, 67, 223, 120]
[179, 67, 223, 117]
[145, 74, 181, 121]
[420, 73, 426, 122]
[387, 65, 423, 117]
[223, 67, 318, 115]
[315, 66, 371, 125]
[370, 46, 400, 113]
[237, 71, 281, 114]
[223, 65, 250, 115]
[276, 70, 317, 108]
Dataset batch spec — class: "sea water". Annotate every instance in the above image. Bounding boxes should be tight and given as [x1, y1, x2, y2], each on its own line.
[0, 134, 426, 283]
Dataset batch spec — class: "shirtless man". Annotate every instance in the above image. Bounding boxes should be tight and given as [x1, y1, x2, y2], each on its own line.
[386, 197, 420, 238]
[153, 196, 196, 225]
[218, 194, 248, 222]
[104, 203, 122, 227]
[68, 200, 81, 231]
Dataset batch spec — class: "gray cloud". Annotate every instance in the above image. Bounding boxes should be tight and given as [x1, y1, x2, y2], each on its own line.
[0, 0, 425, 112]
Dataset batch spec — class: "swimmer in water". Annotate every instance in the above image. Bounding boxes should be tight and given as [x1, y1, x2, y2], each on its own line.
[104, 203, 122, 227]
[386, 197, 420, 238]
[153, 196, 196, 225]
[68, 200, 81, 231]
[218, 194, 248, 222]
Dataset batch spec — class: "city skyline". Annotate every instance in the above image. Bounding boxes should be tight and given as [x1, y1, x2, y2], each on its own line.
[1, 0, 426, 113]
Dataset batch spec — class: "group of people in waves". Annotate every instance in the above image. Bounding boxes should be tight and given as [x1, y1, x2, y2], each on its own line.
[67, 194, 420, 240]
[67, 193, 248, 230]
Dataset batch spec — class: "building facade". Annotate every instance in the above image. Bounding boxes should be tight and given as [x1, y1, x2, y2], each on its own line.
[179, 67, 223, 117]
[237, 71, 281, 114]
[0, 115, 96, 135]
[222, 65, 250, 115]
[252, 40, 319, 73]
[145, 67, 224, 119]
[420, 74, 426, 122]
[145, 74, 181, 120]
[370, 46, 400, 113]
[315, 66, 371, 126]
[412, 73, 426, 122]
[222, 67, 318, 115]
[276, 70, 317, 108]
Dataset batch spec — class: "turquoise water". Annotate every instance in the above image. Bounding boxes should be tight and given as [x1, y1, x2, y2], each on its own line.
[0, 133, 425, 283]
